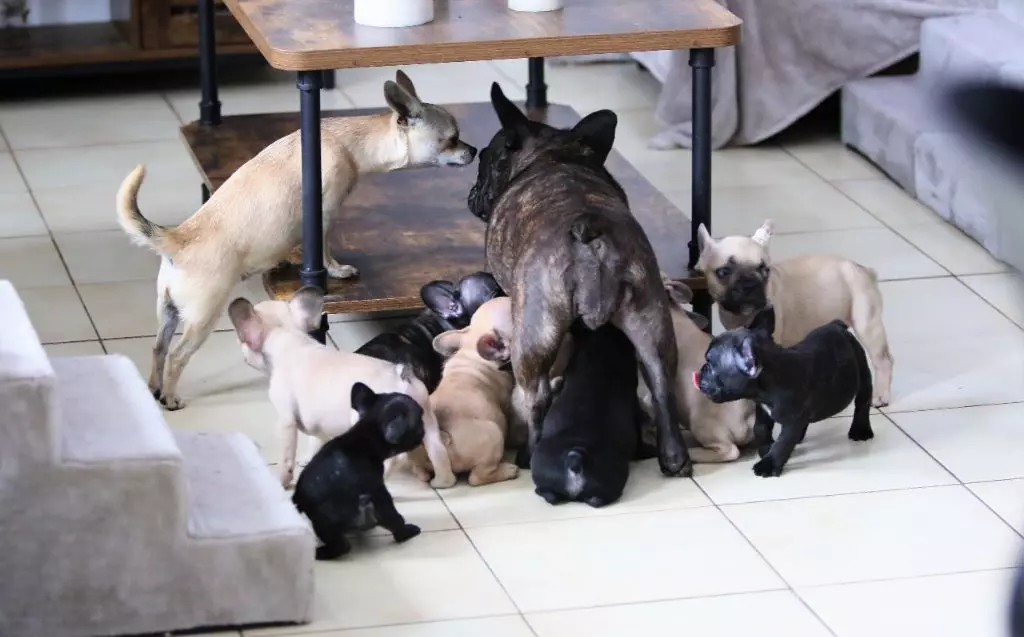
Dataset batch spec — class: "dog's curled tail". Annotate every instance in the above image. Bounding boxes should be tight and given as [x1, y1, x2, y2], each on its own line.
[116, 165, 181, 257]
[570, 214, 624, 330]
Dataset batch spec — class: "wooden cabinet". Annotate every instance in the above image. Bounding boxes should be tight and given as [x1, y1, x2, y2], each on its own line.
[140, 0, 250, 50]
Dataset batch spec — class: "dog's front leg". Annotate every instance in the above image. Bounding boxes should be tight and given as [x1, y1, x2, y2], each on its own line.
[752, 421, 806, 478]
[753, 405, 776, 458]
[278, 416, 300, 488]
[421, 405, 456, 489]
[370, 484, 421, 543]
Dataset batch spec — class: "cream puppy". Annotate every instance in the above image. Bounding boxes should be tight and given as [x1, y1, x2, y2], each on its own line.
[228, 286, 457, 489]
[117, 71, 477, 411]
[697, 219, 894, 406]
[425, 297, 519, 486]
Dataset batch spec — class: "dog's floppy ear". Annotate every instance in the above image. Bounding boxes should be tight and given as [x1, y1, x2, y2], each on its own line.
[490, 82, 529, 144]
[458, 272, 504, 315]
[350, 382, 378, 418]
[394, 70, 419, 99]
[432, 329, 466, 357]
[421, 280, 462, 320]
[663, 279, 693, 307]
[384, 77, 424, 123]
[697, 223, 716, 253]
[572, 109, 618, 164]
[752, 219, 774, 246]
[288, 286, 324, 333]
[748, 305, 776, 337]
[476, 332, 510, 363]
[228, 298, 266, 352]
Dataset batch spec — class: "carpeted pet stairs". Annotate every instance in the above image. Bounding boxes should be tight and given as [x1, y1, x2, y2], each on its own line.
[0, 280, 315, 637]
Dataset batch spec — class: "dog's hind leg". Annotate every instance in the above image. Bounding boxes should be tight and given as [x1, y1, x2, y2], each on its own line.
[148, 289, 180, 401]
[159, 287, 229, 410]
[307, 512, 352, 560]
[850, 275, 894, 407]
[616, 305, 691, 477]
[688, 443, 741, 463]
[420, 403, 456, 489]
[848, 338, 875, 442]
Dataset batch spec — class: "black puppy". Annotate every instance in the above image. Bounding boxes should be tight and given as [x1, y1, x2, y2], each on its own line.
[695, 306, 874, 477]
[467, 82, 690, 477]
[292, 382, 425, 559]
[355, 272, 504, 393]
[531, 322, 653, 507]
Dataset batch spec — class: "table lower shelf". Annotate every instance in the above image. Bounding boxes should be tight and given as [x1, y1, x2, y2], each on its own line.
[180, 102, 705, 315]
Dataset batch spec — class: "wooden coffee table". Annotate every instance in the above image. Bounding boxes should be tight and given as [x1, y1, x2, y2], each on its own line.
[182, 0, 741, 335]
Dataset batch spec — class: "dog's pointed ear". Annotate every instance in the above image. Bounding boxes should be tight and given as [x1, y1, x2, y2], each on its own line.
[384, 78, 424, 124]
[491, 82, 529, 143]
[458, 272, 503, 314]
[752, 219, 775, 246]
[748, 305, 776, 337]
[697, 223, 716, 253]
[394, 70, 419, 99]
[432, 329, 466, 357]
[350, 382, 377, 417]
[421, 280, 462, 321]
[572, 109, 618, 163]
[663, 279, 694, 307]
[228, 297, 266, 352]
[288, 286, 324, 333]
[476, 332, 510, 363]
[739, 337, 762, 378]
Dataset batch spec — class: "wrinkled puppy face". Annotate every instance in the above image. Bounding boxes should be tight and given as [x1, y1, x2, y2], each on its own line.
[697, 306, 776, 402]
[432, 297, 513, 371]
[229, 287, 324, 372]
[351, 382, 426, 453]
[384, 70, 477, 168]
[697, 220, 775, 316]
[420, 272, 505, 330]
[467, 82, 618, 222]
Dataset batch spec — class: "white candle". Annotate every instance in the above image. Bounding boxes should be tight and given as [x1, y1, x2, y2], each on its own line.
[508, 0, 564, 12]
[354, 0, 435, 28]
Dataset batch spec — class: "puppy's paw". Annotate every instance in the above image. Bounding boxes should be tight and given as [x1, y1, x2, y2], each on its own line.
[327, 263, 359, 279]
[279, 467, 295, 489]
[410, 464, 433, 483]
[159, 393, 185, 411]
[752, 456, 784, 478]
[393, 523, 421, 543]
[536, 488, 567, 505]
[658, 450, 694, 478]
[315, 542, 351, 560]
[585, 496, 609, 508]
[871, 393, 890, 408]
[848, 421, 874, 442]
[429, 473, 457, 489]
[498, 462, 520, 481]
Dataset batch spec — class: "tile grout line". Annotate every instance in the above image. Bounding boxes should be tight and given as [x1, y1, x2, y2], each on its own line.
[5, 148, 107, 353]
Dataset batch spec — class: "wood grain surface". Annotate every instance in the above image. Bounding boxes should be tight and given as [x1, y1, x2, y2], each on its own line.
[180, 102, 706, 315]
[223, 0, 741, 71]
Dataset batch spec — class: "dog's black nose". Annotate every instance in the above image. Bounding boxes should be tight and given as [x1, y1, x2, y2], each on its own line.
[466, 145, 478, 161]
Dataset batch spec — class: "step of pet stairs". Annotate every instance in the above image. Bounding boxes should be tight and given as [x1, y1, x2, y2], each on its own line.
[919, 10, 1024, 88]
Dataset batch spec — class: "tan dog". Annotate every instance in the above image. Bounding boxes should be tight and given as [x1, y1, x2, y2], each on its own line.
[117, 71, 477, 410]
[697, 219, 894, 406]
[227, 286, 457, 489]
[662, 279, 756, 462]
[425, 297, 519, 486]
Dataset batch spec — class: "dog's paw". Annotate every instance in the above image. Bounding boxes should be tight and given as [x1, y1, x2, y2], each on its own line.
[536, 489, 567, 505]
[848, 422, 875, 442]
[279, 467, 295, 489]
[498, 462, 520, 481]
[585, 496, 610, 508]
[871, 393, 890, 408]
[429, 473, 457, 489]
[752, 456, 784, 478]
[658, 450, 694, 478]
[159, 393, 185, 411]
[410, 465, 433, 483]
[327, 263, 360, 279]
[393, 523, 421, 543]
[315, 541, 352, 560]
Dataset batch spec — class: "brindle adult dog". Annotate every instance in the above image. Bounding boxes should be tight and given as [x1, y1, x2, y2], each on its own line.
[466, 83, 691, 477]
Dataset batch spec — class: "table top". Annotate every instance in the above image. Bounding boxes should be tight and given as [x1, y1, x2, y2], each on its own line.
[223, 0, 741, 71]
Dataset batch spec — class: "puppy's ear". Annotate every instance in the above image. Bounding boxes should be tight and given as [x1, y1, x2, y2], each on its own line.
[384, 79, 424, 123]
[421, 280, 462, 320]
[476, 332, 510, 362]
[228, 298, 267, 352]
[697, 223, 715, 253]
[458, 272, 504, 314]
[664, 279, 694, 307]
[748, 305, 776, 336]
[350, 382, 377, 417]
[490, 82, 529, 143]
[432, 329, 465, 357]
[288, 286, 325, 333]
[685, 310, 710, 331]
[752, 219, 775, 246]
[739, 336, 762, 378]
[572, 109, 618, 164]
[394, 70, 419, 99]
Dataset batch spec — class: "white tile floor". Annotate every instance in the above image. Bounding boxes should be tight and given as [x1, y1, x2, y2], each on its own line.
[1, 60, 1022, 637]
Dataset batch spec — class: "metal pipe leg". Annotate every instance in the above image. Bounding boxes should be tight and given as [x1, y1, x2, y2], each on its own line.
[197, 0, 221, 126]
[297, 70, 328, 344]
[526, 57, 548, 110]
[689, 48, 715, 333]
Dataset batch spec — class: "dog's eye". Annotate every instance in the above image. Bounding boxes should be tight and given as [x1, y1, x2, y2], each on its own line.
[757, 263, 770, 276]
[715, 266, 732, 279]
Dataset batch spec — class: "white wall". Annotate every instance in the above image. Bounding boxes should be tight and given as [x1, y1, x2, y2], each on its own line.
[16, 0, 111, 26]
[1000, 0, 1024, 27]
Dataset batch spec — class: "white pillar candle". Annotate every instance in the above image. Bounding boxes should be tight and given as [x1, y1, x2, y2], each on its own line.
[354, 0, 435, 28]
[508, 0, 564, 12]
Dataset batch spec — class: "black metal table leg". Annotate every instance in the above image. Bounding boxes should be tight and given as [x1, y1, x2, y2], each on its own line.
[297, 70, 329, 344]
[689, 48, 715, 333]
[321, 70, 336, 90]
[197, 0, 220, 205]
[526, 57, 548, 110]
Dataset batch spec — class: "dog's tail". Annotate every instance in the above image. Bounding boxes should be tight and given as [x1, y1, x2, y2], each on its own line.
[116, 165, 182, 257]
[564, 449, 586, 498]
[570, 214, 624, 329]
